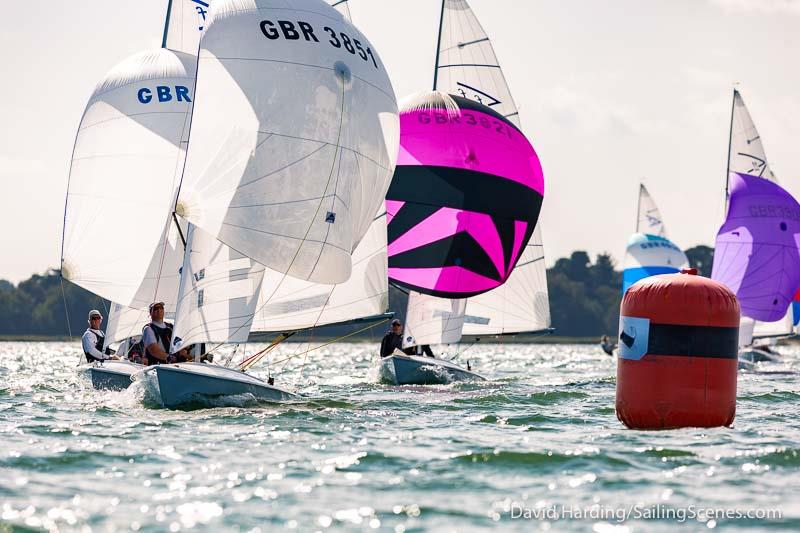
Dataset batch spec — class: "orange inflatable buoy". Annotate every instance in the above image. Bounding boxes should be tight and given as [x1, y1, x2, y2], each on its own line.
[616, 269, 739, 429]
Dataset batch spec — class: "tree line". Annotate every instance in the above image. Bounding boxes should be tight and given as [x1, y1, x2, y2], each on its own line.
[0, 245, 713, 339]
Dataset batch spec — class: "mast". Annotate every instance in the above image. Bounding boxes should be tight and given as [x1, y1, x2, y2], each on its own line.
[161, 0, 174, 49]
[723, 88, 736, 214]
[636, 183, 643, 234]
[432, 0, 446, 90]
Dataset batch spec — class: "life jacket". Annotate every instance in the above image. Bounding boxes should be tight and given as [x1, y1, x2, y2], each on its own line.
[84, 329, 106, 363]
[143, 322, 173, 366]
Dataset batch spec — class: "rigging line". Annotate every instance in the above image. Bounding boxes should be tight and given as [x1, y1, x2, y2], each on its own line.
[724, 88, 736, 216]
[433, 0, 446, 90]
[268, 318, 391, 368]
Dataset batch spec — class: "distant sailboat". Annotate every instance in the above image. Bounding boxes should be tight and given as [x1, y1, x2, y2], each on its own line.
[381, 0, 549, 384]
[711, 89, 800, 365]
[621, 184, 688, 294]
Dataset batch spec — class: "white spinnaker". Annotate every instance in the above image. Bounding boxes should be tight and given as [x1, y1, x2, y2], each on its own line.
[170, 225, 266, 352]
[434, 0, 550, 335]
[177, 0, 399, 285]
[62, 49, 196, 307]
[250, 212, 389, 333]
[636, 184, 667, 237]
[462, 226, 551, 335]
[729, 89, 776, 182]
[164, 0, 212, 55]
[402, 292, 466, 348]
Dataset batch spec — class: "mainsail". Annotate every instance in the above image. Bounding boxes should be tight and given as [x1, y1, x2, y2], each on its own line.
[175, 0, 399, 285]
[163, 0, 211, 55]
[728, 89, 776, 183]
[636, 184, 667, 237]
[712, 172, 800, 323]
[403, 292, 466, 347]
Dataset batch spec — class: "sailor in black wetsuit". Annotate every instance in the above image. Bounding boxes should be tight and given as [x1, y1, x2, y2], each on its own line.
[380, 319, 415, 357]
[81, 310, 117, 362]
[141, 302, 173, 365]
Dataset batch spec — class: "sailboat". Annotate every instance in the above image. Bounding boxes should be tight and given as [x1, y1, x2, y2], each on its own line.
[621, 184, 688, 294]
[710, 89, 800, 369]
[63, 1, 210, 390]
[380, 0, 550, 385]
[136, 0, 400, 407]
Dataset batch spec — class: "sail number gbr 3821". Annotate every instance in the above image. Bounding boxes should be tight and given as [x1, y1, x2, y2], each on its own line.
[259, 20, 379, 69]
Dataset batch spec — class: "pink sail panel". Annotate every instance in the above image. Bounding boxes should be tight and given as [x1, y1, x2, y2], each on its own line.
[712, 172, 800, 322]
[386, 93, 544, 299]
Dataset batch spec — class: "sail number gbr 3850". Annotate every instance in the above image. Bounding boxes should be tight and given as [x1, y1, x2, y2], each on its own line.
[259, 20, 379, 69]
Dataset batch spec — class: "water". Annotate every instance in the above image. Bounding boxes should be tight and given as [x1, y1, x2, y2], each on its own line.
[1, 341, 799, 532]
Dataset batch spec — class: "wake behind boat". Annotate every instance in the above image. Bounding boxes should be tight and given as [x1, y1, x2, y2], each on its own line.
[142, 363, 298, 409]
[379, 351, 486, 385]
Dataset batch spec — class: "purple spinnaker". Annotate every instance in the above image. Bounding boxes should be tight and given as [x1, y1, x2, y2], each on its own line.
[711, 172, 800, 322]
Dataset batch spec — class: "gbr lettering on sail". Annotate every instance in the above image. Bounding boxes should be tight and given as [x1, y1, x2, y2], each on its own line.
[259, 19, 380, 69]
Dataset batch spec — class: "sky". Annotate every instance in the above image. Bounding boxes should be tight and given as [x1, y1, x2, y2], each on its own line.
[2, 0, 800, 284]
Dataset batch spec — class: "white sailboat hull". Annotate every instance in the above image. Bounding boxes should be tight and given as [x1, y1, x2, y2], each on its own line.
[147, 363, 298, 408]
[379, 354, 487, 385]
[80, 360, 143, 391]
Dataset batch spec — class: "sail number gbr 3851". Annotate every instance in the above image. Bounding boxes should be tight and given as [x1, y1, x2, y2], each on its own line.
[259, 20, 379, 69]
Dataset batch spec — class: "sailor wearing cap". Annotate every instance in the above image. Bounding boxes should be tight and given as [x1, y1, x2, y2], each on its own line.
[81, 310, 116, 363]
[380, 318, 415, 358]
[141, 302, 173, 365]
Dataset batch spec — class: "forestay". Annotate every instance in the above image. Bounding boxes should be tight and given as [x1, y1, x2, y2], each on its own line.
[61, 49, 196, 307]
[250, 212, 389, 333]
[163, 0, 212, 54]
[636, 184, 667, 237]
[712, 172, 800, 322]
[176, 0, 399, 285]
[169, 225, 266, 352]
[728, 89, 776, 183]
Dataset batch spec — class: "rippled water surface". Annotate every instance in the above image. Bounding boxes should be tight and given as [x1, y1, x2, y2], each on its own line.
[1, 341, 799, 531]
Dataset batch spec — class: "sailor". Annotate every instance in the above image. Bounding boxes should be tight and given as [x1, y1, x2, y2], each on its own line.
[81, 310, 117, 363]
[380, 319, 415, 357]
[142, 302, 173, 365]
[600, 335, 617, 356]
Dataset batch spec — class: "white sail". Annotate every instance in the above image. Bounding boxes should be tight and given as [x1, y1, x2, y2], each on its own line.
[636, 184, 667, 237]
[462, 225, 551, 335]
[434, 0, 519, 126]
[163, 0, 211, 55]
[176, 0, 399, 285]
[250, 212, 389, 333]
[433, 0, 550, 335]
[729, 89, 776, 182]
[170, 225, 266, 352]
[62, 48, 196, 307]
[402, 292, 465, 348]
[104, 300, 180, 348]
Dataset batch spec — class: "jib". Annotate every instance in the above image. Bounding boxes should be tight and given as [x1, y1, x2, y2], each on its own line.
[137, 86, 192, 104]
[260, 20, 319, 42]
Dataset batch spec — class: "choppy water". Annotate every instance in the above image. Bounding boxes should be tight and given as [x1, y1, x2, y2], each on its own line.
[1, 341, 799, 532]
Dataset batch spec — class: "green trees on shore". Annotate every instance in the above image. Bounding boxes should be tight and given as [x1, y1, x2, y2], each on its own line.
[0, 247, 714, 338]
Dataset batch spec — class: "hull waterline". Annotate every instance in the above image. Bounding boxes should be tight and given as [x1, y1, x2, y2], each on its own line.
[81, 361, 143, 391]
[148, 363, 298, 408]
[380, 354, 487, 385]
